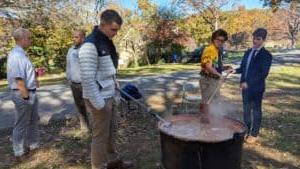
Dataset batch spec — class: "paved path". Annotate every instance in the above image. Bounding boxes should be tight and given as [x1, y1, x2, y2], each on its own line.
[0, 72, 201, 129]
[272, 49, 300, 65]
[0, 84, 76, 129]
[0, 51, 299, 129]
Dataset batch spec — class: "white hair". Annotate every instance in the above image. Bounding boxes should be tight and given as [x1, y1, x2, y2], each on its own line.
[12, 28, 31, 41]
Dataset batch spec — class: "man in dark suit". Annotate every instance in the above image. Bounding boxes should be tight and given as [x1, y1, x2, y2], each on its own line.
[230, 28, 272, 144]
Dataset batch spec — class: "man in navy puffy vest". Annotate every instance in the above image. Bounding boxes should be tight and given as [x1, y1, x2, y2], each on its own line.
[79, 9, 132, 169]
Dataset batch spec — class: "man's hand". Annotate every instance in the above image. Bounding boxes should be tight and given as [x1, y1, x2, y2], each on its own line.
[22, 92, 29, 99]
[115, 81, 120, 90]
[240, 82, 248, 90]
[220, 75, 226, 82]
[16, 78, 29, 98]
[226, 68, 236, 74]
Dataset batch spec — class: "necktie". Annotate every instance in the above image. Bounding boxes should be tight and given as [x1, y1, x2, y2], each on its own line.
[245, 49, 257, 79]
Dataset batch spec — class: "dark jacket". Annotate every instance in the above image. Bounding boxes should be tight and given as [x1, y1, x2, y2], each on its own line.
[236, 47, 272, 92]
[85, 26, 119, 69]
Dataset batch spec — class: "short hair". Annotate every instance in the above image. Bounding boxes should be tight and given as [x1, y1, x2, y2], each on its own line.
[100, 9, 123, 25]
[211, 29, 228, 42]
[74, 29, 86, 38]
[252, 28, 268, 40]
[12, 28, 31, 41]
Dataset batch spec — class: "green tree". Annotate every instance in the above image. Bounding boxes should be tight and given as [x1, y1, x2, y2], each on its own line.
[177, 15, 211, 45]
[263, 0, 300, 48]
[223, 7, 272, 48]
[174, 0, 237, 31]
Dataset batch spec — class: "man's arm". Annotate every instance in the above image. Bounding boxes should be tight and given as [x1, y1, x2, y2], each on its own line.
[16, 77, 29, 99]
[252, 52, 272, 83]
[204, 63, 222, 78]
[79, 43, 105, 110]
[66, 48, 72, 81]
[35, 75, 39, 88]
[11, 58, 29, 98]
[201, 47, 222, 78]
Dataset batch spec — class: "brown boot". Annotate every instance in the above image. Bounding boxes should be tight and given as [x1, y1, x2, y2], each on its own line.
[200, 103, 209, 114]
[14, 154, 28, 162]
[245, 136, 258, 144]
[199, 104, 210, 123]
[199, 103, 204, 113]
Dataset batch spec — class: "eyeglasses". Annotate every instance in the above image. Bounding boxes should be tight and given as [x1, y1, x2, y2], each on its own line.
[215, 38, 225, 43]
[253, 37, 263, 41]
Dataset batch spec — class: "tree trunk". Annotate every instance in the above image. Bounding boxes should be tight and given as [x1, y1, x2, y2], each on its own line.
[215, 18, 218, 30]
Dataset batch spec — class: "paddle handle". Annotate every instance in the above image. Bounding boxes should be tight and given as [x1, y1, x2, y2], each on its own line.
[206, 72, 230, 104]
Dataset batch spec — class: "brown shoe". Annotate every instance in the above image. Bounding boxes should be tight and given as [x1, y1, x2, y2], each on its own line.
[106, 159, 122, 169]
[106, 159, 133, 169]
[14, 155, 27, 162]
[245, 136, 257, 144]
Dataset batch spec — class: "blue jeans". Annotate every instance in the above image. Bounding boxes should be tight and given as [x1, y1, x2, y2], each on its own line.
[242, 90, 264, 137]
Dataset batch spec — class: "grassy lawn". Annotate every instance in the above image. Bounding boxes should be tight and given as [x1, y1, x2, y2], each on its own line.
[118, 63, 199, 77]
[225, 51, 244, 63]
[0, 63, 299, 169]
[0, 64, 200, 91]
[0, 73, 66, 91]
[222, 64, 300, 169]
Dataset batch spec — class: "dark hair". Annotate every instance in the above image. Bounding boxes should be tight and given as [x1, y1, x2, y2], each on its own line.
[75, 29, 86, 38]
[252, 28, 267, 40]
[100, 9, 123, 25]
[211, 29, 228, 42]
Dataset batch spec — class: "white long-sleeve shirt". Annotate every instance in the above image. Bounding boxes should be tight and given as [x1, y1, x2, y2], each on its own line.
[66, 45, 81, 83]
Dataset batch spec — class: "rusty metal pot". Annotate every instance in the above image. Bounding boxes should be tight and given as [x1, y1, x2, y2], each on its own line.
[158, 114, 246, 169]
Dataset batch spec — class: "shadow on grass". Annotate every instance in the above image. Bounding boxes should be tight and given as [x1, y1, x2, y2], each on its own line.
[0, 119, 91, 169]
[1, 63, 299, 168]
[243, 147, 300, 169]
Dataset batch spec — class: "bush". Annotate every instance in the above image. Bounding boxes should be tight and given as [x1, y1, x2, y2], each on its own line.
[157, 58, 166, 64]
[296, 41, 300, 49]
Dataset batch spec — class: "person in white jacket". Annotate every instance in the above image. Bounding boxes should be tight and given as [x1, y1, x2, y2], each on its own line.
[79, 10, 132, 169]
[66, 30, 89, 133]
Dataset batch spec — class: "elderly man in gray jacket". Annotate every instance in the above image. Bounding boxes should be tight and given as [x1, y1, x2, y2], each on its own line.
[7, 28, 39, 159]
[79, 10, 132, 169]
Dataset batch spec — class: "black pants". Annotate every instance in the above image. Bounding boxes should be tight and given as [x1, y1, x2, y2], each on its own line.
[70, 83, 89, 130]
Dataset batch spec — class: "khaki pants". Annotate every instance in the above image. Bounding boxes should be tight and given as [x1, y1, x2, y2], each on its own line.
[11, 90, 39, 156]
[199, 76, 220, 104]
[85, 98, 117, 169]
